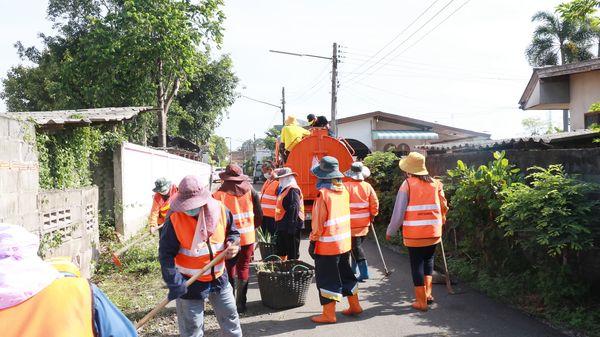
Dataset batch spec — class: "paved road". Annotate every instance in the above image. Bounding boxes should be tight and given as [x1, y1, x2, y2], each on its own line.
[200, 182, 568, 337]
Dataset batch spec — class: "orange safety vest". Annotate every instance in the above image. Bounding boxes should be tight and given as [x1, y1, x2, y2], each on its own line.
[274, 185, 305, 222]
[260, 179, 279, 218]
[0, 277, 94, 337]
[344, 181, 377, 237]
[154, 184, 178, 225]
[314, 188, 352, 255]
[171, 203, 228, 281]
[213, 191, 255, 246]
[402, 177, 443, 239]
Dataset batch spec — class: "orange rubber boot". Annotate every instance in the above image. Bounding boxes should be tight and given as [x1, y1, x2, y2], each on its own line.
[311, 302, 337, 323]
[425, 275, 434, 303]
[279, 256, 288, 261]
[411, 286, 428, 311]
[342, 294, 363, 316]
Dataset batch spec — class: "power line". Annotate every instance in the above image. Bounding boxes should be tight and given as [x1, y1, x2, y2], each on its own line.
[342, 0, 457, 86]
[240, 95, 280, 109]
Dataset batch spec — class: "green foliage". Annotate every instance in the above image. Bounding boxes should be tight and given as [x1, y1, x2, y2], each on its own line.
[445, 151, 522, 269]
[526, 10, 595, 66]
[256, 227, 277, 244]
[589, 101, 600, 111]
[557, 0, 600, 21]
[498, 165, 598, 260]
[208, 135, 229, 166]
[521, 117, 556, 136]
[363, 151, 402, 229]
[264, 127, 281, 152]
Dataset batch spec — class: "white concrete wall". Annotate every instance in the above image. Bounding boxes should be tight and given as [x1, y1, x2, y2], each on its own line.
[570, 70, 600, 130]
[337, 118, 373, 150]
[114, 142, 211, 238]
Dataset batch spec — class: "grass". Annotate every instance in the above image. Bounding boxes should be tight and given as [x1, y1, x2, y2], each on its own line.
[93, 230, 220, 337]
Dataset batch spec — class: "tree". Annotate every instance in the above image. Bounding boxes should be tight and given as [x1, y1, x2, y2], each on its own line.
[263, 127, 280, 152]
[525, 11, 594, 66]
[1, 0, 236, 147]
[521, 117, 556, 136]
[557, 0, 600, 56]
[208, 135, 229, 166]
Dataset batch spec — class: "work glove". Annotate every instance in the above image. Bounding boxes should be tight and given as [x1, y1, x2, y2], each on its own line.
[167, 282, 187, 301]
[308, 241, 316, 260]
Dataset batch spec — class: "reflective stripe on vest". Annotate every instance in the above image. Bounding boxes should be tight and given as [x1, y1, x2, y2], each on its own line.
[344, 181, 375, 232]
[275, 185, 305, 222]
[402, 177, 443, 239]
[314, 188, 351, 255]
[171, 204, 227, 282]
[260, 180, 279, 218]
[0, 277, 94, 337]
[154, 185, 178, 224]
[213, 191, 255, 246]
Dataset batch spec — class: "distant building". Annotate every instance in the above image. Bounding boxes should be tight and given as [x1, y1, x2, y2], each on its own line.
[337, 111, 490, 158]
[519, 59, 600, 131]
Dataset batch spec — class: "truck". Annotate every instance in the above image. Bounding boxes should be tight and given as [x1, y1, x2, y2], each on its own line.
[276, 127, 355, 222]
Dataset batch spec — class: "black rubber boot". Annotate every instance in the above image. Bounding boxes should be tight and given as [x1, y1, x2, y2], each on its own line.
[236, 280, 249, 313]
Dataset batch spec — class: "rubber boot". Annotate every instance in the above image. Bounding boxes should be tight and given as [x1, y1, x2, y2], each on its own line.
[341, 294, 363, 316]
[311, 301, 337, 323]
[411, 286, 428, 311]
[236, 280, 249, 313]
[425, 275, 434, 304]
[357, 260, 369, 282]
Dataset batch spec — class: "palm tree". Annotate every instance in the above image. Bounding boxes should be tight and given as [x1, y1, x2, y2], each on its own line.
[526, 11, 595, 66]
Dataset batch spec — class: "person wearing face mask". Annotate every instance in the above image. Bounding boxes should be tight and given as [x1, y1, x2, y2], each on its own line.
[148, 177, 178, 235]
[212, 164, 263, 313]
[273, 167, 304, 261]
[308, 156, 361, 324]
[159, 175, 242, 337]
[259, 161, 279, 236]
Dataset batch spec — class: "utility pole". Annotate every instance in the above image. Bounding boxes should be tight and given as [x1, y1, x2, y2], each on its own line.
[330, 43, 339, 137]
[270, 42, 339, 135]
[281, 87, 286, 126]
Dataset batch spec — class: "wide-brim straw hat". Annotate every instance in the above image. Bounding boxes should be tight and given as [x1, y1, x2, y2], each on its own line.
[344, 162, 371, 181]
[399, 152, 429, 176]
[311, 156, 344, 179]
[219, 163, 248, 182]
[285, 115, 298, 126]
[170, 175, 212, 212]
[274, 167, 298, 179]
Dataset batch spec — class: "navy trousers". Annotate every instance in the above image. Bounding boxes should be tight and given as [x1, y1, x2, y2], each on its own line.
[314, 252, 358, 305]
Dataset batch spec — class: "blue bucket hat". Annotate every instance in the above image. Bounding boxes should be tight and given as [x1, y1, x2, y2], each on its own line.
[311, 156, 344, 179]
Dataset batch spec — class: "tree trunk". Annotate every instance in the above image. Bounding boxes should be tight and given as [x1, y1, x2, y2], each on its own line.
[157, 58, 167, 148]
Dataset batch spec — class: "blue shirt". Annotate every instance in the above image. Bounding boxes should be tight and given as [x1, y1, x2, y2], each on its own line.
[92, 284, 138, 337]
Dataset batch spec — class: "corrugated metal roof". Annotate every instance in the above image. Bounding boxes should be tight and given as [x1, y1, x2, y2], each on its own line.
[5, 106, 155, 126]
[372, 130, 439, 140]
[418, 130, 600, 152]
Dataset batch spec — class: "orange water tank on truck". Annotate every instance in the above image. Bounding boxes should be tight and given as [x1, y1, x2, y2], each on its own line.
[276, 127, 354, 221]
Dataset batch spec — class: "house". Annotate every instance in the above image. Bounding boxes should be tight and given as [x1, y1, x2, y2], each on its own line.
[336, 111, 490, 158]
[518, 59, 600, 131]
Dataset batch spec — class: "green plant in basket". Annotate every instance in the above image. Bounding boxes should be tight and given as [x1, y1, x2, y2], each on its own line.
[256, 227, 277, 244]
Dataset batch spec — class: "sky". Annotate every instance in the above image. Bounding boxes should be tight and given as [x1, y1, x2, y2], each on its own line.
[0, 0, 571, 150]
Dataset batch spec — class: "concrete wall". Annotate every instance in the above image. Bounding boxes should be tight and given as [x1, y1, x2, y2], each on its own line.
[0, 115, 40, 230]
[425, 148, 600, 183]
[37, 187, 99, 278]
[570, 70, 600, 130]
[114, 142, 211, 238]
[337, 118, 373, 150]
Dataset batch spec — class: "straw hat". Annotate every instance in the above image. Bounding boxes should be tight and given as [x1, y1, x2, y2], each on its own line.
[170, 175, 212, 212]
[311, 156, 344, 179]
[344, 162, 371, 181]
[285, 115, 298, 126]
[399, 152, 429, 176]
[274, 167, 298, 179]
[219, 164, 248, 182]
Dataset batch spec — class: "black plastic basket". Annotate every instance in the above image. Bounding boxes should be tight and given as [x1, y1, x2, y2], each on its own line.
[256, 259, 315, 309]
[257, 242, 277, 260]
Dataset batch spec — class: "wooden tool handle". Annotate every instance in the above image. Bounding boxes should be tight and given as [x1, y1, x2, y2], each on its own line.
[134, 249, 229, 330]
[114, 225, 164, 255]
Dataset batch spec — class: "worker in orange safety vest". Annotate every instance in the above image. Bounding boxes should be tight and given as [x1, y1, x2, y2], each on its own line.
[273, 167, 305, 260]
[148, 177, 178, 235]
[0, 224, 137, 337]
[213, 164, 262, 313]
[308, 156, 361, 324]
[343, 162, 379, 282]
[386, 152, 448, 311]
[259, 161, 279, 236]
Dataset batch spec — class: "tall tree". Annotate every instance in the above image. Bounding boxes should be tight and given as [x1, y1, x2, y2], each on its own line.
[525, 11, 594, 66]
[558, 0, 600, 56]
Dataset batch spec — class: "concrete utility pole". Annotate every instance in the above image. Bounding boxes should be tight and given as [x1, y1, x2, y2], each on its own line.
[281, 87, 286, 126]
[330, 42, 339, 137]
[270, 42, 340, 136]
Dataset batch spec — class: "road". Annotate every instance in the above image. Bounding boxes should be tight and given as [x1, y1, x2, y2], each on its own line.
[210, 182, 567, 337]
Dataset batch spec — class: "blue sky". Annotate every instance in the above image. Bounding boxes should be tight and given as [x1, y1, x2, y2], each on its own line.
[0, 0, 569, 149]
